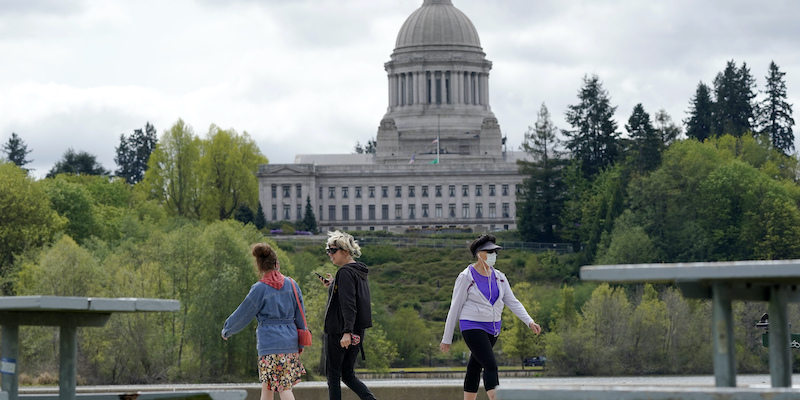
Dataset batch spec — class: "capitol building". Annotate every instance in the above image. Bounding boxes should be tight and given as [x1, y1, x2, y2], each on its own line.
[257, 0, 528, 233]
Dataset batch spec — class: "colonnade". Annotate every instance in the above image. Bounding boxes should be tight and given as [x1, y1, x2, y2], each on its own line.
[387, 69, 489, 108]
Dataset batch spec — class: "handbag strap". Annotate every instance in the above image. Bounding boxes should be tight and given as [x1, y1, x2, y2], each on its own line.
[290, 279, 308, 329]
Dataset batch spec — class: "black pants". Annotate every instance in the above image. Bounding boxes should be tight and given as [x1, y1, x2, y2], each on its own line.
[325, 333, 376, 400]
[462, 329, 499, 393]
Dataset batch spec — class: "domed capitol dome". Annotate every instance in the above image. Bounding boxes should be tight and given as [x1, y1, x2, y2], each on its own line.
[377, 0, 500, 164]
[395, 0, 481, 51]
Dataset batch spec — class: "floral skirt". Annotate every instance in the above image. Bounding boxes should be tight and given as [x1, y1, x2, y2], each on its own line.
[258, 353, 306, 391]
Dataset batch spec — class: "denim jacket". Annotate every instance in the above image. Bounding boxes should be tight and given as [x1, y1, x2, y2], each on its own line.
[221, 278, 307, 356]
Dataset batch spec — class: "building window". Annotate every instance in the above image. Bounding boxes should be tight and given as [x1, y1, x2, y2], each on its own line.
[296, 184, 302, 198]
[319, 187, 322, 199]
[502, 203, 510, 218]
[449, 185, 456, 197]
[476, 203, 483, 218]
[489, 203, 496, 218]
[502, 184, 509, 196]
[356, 205, 363, 220]
[319, 205, 322, 220]
[449, 204, 456, 218]
[297, 204, 302, 220]
[283, 205, 290, 220]
[435, 185, 442, 197]
[283, 185, 291, 198]
[462, 185, 469, 196]
[409, 204, 416, 219]
[271, 184, 277, 199]
[382, 186, 389, 198]
[369, 205, 376, 220]
[422, 204, 429, 218]
[395, 186, 402, 197]
[342, 187, 349, 199]
[271, 205, 277, 220]
[329, 205, 336, 221]
[476, 185, 482, 196]
[422, 185, 429, 197]
[435, 204, 443, 218]
[329, 187, 335, 198]
[382, 205, 389, 220]
[356, 186, 362, 198]
[462, 204, 469, 218]
[408, 186, 415, 197]
[489, 184, 496, 196]
[342, 205, 350, 221]
[369, 186, 375, 198]
[395, 204, 402, 219]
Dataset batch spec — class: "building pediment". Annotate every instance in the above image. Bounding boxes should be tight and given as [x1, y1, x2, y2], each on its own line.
[261, 164, 314, 176]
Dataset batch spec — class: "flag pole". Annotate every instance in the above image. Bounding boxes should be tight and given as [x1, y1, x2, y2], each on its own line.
[437, 114, 440, 164]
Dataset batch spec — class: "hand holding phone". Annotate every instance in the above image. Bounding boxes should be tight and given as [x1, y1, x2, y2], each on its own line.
[315, 272, 330, 284]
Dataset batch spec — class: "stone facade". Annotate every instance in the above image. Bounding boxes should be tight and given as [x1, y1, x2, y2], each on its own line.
[257, 0, 528, 233]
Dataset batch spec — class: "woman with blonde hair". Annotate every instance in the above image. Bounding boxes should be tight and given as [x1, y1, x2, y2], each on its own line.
[222, 242, 307, 400]
[316, 230, 377, 400]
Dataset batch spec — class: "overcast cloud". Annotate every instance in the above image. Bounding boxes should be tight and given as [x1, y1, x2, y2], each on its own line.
[2, 0, 799, 178]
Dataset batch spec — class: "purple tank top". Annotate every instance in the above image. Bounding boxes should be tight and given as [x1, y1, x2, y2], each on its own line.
[459, 265, 501, 335]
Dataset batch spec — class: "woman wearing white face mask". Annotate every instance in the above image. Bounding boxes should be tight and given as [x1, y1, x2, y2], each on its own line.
[440, 234, 541, 400]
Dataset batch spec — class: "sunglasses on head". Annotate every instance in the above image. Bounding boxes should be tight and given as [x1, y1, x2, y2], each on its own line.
[326, 247, 341, 255]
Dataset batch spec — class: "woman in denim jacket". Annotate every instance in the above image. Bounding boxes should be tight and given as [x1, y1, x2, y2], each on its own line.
[222, 242, 307, 400]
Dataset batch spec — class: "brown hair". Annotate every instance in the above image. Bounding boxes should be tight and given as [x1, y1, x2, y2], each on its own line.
[252, 242, 278, 275]
[469, 234, 497, 258]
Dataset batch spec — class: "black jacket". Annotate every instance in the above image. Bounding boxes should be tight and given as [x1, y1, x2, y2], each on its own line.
[323, 261, 373, 335]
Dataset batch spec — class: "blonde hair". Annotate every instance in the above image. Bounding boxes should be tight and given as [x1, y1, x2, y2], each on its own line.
[326, 230, 362, 258]
[251, 242, 278, 275]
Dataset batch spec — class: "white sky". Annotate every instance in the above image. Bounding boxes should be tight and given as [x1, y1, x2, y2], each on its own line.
[2, 0, 799, 178]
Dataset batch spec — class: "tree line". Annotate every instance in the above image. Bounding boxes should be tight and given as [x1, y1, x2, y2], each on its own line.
[516, 60, 798, 266]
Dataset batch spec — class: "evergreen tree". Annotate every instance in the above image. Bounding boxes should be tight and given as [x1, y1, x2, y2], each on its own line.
[2, 132, 33, 169]
[115, 122, 157, 184]
[254, 202, 267, 230]
[712, 60, 757, 137]
[626, 103, 661, 173]
[517, 103, 566, 242]
[354, 137, 377, 154]
[46, 148, 109, 178]
[563, 74, 620, 178]
[301, 196, 317, 232]
[757, 61, 795, 154]
[654, 109, 682, 147]
[684, 82, 714, 141]
[233, 203, 255, 225]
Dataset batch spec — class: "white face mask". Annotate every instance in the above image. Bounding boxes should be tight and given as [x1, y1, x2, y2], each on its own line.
[484, 252, 497, 267]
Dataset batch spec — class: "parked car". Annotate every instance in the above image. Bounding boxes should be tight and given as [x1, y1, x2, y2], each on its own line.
[524, 356, 546, 367]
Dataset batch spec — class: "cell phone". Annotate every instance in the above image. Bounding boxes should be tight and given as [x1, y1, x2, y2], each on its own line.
[315, 272, 330, 283]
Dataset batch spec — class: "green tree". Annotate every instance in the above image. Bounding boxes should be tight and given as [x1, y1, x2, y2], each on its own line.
[301, 196, 317, 232]
[198, 126, 268, 221]
[517, 103, 566, 242]
[254, 202, 267, 230]
[2, 132, 33, 169]
[354, 138, 377, 154]
[654, 109, 682, 147]
[684, 82, 714, 141]
[0, 163, 65, 277]
[627, 284, 668, 373]
[563, 74, 621, 178]
[712, 60, 757, 137]
[594, 211, 658, 265]
[40, 176, 100, 245]
[387, 307, 433, 366]
[142, 119, 202, 218]
[115, 122, 158, 185]
[757, 61, 795, 154]
[625, 103, 661, 173]
[578, 283, 631, 375]
[234, 203, 255, 226]
[500, 282, 542, 367]
[46, 148, 110, 178]
[363, 322, 398, 373]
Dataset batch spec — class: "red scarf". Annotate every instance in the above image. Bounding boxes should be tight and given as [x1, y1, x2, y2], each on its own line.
[259, 270, 286, 290]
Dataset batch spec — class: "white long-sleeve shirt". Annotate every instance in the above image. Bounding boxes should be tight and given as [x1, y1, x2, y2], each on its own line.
[441, 266, 534, 345]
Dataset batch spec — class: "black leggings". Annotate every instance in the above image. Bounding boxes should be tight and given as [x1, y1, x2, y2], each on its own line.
[462, 329, 499, 393]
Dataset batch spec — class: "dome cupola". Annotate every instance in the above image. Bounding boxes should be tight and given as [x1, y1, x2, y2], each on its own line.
[395, 0, 481, 51]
